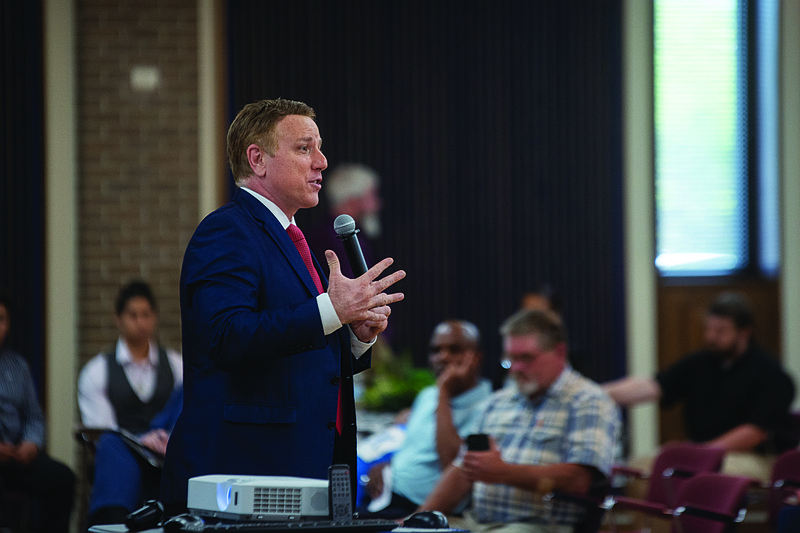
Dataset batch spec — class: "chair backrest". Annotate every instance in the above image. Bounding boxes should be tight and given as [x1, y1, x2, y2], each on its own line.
[768, 448, 800, 529]
[671, 473, 752, 533]
[780, 411, 800, 451]
[645, 442, 726, 508]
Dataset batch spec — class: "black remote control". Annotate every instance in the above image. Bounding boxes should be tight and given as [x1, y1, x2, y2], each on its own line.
[328, 464, 353, 522]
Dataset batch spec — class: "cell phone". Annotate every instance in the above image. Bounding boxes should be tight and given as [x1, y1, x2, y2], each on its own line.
[466, 433, 489, 451]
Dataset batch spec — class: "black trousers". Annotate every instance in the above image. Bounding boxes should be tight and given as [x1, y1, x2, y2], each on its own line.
[0, 452, 76, 533]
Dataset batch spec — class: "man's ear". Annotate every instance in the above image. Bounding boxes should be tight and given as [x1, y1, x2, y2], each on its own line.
[246, 144, 268, 176]
[554, 342, 568, 360]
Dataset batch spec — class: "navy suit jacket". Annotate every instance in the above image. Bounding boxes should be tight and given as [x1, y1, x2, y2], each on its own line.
[160, 189, 371, 505]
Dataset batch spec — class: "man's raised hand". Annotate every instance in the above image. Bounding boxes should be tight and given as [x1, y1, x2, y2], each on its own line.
[325, 250, 405, 341]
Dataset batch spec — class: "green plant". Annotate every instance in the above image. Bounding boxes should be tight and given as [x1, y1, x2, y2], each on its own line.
[360, 350, 435, 412]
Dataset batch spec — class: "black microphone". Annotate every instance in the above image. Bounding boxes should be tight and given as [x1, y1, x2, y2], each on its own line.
[333, 214, 368, 277]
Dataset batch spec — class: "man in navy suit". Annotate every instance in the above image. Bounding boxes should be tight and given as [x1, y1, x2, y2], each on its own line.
[160, 99, 405, 511]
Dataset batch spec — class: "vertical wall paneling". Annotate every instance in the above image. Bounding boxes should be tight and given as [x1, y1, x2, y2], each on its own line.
[0, 1, 46, 395]
[227, 1, 626, 385]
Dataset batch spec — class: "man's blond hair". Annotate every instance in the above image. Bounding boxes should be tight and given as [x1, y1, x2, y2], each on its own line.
[227, 98, 316, 184]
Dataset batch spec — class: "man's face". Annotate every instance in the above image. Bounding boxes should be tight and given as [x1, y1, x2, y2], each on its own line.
[703, 314, 746, 359]
[0, 304, 8, 346]
[259, 115, 327, 219]
[116, 296, 157, 347]
[428, 323, 477, 378]
[503, 333, 565, 398]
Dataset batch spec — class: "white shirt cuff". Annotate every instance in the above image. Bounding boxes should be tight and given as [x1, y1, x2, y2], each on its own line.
[317, 293, 374, 359]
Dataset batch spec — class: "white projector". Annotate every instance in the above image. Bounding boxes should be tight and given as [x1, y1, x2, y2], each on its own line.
[187, 474, 329, 521]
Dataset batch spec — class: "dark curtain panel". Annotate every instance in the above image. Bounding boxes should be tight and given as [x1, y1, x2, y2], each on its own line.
[1, 1, 46, 394]
[227, 0, 625, 385]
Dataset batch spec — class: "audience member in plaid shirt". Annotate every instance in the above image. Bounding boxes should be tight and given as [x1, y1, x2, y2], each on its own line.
[420, 308, 620, 532]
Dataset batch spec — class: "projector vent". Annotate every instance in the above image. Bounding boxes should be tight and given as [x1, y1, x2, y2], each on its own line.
[253, 487, 303, 515]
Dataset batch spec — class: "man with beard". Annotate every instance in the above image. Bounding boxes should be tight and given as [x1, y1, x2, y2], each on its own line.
[419, 309, 620, 533]
[604, 291, 796, 481]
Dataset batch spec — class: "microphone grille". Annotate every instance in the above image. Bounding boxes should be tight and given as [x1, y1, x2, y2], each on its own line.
[333, 214, 356, 236]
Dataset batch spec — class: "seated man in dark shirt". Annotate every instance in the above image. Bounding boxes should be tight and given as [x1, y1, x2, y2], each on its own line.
[604, 291, 796, 481]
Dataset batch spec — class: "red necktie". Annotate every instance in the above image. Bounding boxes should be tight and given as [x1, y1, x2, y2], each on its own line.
[286, 224, 324, 295]
[286, 223, 342, 434]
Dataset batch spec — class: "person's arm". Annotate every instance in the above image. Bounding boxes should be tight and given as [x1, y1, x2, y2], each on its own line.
[166, 348, 183, 386]
[365, 461, 390, 499]
[149, 386, 184, 434]
[12, 358, 44, 465]
[0, 442, 15, 463]
[139, 428, 170, 455]
[77, 356, 118, 429]
[19, 399, 44, 448]
[461, 442, 594, 495]
[603, 376, 662, 406]
[433, 391, 461, 468]
[17, 356, 45, 454]
[13, 441, 39, 465]
[434, 352, 482, 468]
[705, 423, 769, 452]
[418, 463, 473, 515]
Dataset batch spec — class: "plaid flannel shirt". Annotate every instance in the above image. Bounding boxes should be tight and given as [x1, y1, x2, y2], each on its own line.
[463, 366, 620, 526]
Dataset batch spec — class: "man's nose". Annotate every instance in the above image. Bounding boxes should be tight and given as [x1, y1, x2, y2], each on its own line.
[314, 149, 327, 170]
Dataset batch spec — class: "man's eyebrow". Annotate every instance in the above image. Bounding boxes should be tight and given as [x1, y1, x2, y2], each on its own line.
[295, 135, 322, 148]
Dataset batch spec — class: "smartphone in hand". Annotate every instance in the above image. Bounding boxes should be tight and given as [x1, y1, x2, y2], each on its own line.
[466, 433, 490, 451]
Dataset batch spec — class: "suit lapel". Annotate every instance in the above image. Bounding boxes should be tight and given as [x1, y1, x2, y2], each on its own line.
[234, 189, 324, 296]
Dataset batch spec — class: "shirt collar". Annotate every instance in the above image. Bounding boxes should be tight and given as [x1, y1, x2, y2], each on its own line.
[241, 187, 295, 229]
[116, 338, 158, 367]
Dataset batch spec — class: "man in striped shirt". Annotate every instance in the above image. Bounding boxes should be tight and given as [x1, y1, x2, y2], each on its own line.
[0, 293, 75, 533]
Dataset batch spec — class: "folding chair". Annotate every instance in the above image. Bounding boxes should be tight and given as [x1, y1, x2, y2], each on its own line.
[669, 472, 752, 533]
[603, 442, 726, 532]
[768, 448, 800, 530]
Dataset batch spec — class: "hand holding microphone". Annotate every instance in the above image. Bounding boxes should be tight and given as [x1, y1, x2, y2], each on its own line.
[325, 214, 405, 342]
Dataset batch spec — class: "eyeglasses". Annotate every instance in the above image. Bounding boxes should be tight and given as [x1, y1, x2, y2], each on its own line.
[500, 353, 540, 369]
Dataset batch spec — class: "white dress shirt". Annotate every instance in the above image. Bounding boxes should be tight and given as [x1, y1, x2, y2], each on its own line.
[77, 337, 182, 429]
[241, 187, 374, 357]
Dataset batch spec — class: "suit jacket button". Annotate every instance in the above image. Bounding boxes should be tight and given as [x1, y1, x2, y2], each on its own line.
[327, 421, 336, 430]
[331, 376, 341, 385]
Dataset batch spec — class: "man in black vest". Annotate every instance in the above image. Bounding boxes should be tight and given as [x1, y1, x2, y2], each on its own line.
[77, 280, 183, 527]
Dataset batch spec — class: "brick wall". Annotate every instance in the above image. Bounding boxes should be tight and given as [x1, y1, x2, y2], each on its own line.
[76, 0, 198, 367]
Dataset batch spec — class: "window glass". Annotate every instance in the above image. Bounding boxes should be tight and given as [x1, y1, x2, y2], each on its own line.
[654, 0, 747, 275]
